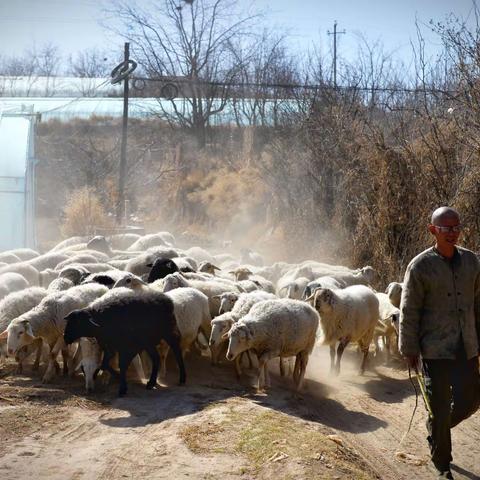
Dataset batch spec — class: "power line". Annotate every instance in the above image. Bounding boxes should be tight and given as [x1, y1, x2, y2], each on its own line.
[131, 75, 459, 96]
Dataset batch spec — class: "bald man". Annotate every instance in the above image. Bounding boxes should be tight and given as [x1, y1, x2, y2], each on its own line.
[399, 207, 480, 478]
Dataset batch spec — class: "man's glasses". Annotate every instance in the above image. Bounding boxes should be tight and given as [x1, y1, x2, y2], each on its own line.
[434, 225, 463, 233]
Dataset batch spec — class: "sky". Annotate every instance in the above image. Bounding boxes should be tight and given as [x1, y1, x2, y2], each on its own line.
[0, 0, 475, 71]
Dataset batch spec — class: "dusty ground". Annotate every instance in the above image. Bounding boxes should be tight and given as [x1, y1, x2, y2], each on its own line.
[0, 347, 479, 480]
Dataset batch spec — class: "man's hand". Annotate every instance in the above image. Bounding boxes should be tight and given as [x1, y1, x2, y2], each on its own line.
[405, 355, 420, 372]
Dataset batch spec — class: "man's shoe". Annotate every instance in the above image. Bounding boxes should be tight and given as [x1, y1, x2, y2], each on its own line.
[431, 461, 453, 479]
[438, 470, 453, 479]
[435, 467, 453, 479]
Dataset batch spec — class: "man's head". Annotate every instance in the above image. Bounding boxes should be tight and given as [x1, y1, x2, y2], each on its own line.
[428, 206, 462, 250]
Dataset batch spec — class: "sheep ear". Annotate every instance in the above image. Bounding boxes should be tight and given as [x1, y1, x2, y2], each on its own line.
[146, 263, 153, 268]
[228, 271, 235, 275]
[89, 318, 101, 328]
[328, 293, 335, 306]
[22, 320, 34, 337]
[0, 330, 7, 339]
[212, 295, 221, 300]
[212, 265, 220, 270]
[221, 331, 229, 340]
[305, 293, 314, 302]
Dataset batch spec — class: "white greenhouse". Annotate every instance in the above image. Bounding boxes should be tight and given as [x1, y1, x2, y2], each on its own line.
[0, 114, 36, 250]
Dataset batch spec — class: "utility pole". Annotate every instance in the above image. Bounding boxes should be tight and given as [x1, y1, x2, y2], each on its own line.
[116, 42, 130, 225]
[327, 21, 346, 89]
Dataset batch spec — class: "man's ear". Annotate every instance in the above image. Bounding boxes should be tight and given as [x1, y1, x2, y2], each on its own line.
[428, 224, 437, 235]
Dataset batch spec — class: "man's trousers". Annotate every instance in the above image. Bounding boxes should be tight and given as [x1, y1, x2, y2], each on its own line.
[422, 351, 480, 469]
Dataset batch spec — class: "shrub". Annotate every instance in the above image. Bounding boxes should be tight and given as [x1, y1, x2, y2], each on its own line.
[60, 187, 113, 237]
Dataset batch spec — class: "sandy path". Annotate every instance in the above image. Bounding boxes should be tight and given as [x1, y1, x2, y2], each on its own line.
[0, 347, 479, 479]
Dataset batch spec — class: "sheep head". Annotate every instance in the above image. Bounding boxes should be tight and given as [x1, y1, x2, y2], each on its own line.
[6, 319, 35, 355]
[225, 322, 253, 360]
[313, 288, 336, 313]
[64, 309, 98, 345]
[216, 292, 239, 314]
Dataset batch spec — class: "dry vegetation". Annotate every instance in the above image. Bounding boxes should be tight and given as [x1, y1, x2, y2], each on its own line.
[32, 12, 480, 286]
[179, 397, 377, 480]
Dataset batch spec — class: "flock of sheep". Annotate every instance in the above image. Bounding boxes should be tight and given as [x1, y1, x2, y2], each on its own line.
[0, 231, 403, 397]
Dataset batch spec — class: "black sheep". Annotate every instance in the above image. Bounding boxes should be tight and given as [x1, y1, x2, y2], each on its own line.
[147, 257, 179, 282]
[64, 291, 186, 396]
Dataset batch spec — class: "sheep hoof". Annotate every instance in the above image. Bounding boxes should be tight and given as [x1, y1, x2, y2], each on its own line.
[16, 364, 23, 374]
[32, 362, 40, 372]
[146, 381, 158, 390]
[118, 389, 127, 397]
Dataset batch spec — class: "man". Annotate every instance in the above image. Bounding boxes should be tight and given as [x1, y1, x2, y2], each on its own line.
[399, 206, 480, 479]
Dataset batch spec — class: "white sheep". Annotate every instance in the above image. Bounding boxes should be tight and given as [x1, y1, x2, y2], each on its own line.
[385, 281, 403, 308]
[373, 292, 400, 361]
[126, 232, 174, 251]
[0, 287, 49, 370]
[54, 254, 100, 271]
[183, 246, 216, 265]
[26, 252, 70, 271]
[303, 276, 346, 302]
[0, 252, 21, 264]
[75, 337, 146, 393]
[210, 290, 277, 366]
[310, 285, 379, 375]
[162, 272, 243, 318]
[0, 263, 40, 286]
[278, 276, 310, 299]
[3, 248, 40, 261]
[107, 233, 141, 250]
[225, 299, 319, 391]
[1, 283, 108, 382]
[0, 272, 30, 300]
[48, 277, 75, 292]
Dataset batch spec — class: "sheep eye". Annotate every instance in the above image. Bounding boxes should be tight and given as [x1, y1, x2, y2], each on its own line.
[126, 278, 131, 283]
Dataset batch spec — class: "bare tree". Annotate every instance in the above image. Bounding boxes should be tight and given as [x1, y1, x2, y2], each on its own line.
[110, 0, 260, 148]
[68, 48, 112, 78]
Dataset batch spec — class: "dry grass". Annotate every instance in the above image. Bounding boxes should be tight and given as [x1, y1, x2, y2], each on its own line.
[179, 397, 378, 480]
[60, 186, 114, 237]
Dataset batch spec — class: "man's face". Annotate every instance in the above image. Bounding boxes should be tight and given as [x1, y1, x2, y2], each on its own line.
[428, 215, 462, 248]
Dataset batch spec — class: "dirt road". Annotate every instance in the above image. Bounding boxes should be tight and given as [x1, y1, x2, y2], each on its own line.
[0, 347, 479, 479]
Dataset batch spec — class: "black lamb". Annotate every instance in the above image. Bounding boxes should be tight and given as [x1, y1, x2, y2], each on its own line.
[64, 291, 186, 396]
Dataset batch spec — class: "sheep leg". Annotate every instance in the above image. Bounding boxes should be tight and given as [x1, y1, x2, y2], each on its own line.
[157, 341, 169, 379]
[385, 334, 391, 364]
[246, 350, 254, 369]
[144, 347, 160, 390]
[32, 338, 44, 371]
[42, 336, 65, 383]
[329, 344, 336, 374]
[61, 347, 70, 376]
[67, 343, 81, 377]
[131, 354, 145, 383]
[264, 362, 271, 388]
[295, 351, 309, 391]
[164, 334, 186, 385]
[359, 344, 370, 375]
[234, 355, 242, 379]
[256, 351, 274, 391]
[334, 338, 350, 376]
[100, 348, 119, 378]
[293, 354, 301, 385]
[279, 357, 285, 377]
[118, 350, 136, 397]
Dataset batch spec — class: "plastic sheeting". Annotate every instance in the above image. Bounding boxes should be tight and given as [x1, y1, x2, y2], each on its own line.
[0, 114, 36, 250]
